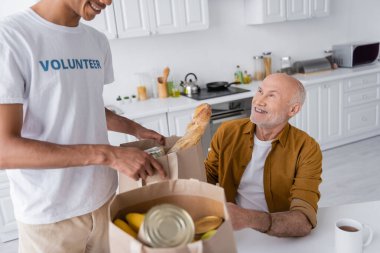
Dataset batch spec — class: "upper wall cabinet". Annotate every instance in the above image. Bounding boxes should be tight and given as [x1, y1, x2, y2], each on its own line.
[84, 0, 209, 39]
[310, 0, 330, 18]
[244, 0, 329, 25]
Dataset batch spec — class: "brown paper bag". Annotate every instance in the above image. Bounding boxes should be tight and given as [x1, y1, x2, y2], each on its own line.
[109, 179, 237, 253]
[119, 136, 207, 193]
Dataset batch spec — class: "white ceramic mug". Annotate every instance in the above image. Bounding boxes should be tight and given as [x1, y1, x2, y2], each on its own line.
[335, 218, 373, 253]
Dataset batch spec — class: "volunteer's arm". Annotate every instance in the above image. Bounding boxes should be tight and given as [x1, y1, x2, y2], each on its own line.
[226, 203, 312, 237]
[0, 104, 165, 180]
[105, 108, 165, 145]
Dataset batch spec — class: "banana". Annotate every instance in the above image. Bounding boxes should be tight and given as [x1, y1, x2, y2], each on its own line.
[201, 229, 217, 240]
[113, 218, 137, 238]
[126, 213, 145, 232]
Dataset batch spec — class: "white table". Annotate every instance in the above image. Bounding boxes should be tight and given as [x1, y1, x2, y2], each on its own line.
[235, 200, 380, 253]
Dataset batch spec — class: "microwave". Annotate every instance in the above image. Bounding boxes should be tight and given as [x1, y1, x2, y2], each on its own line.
[332, 42, 379, 67]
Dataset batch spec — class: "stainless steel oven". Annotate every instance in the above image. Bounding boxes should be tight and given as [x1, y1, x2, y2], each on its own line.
[201, 97, 252, 158]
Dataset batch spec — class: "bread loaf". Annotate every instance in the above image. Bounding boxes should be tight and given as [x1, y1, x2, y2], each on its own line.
[168, 103, 211, 153]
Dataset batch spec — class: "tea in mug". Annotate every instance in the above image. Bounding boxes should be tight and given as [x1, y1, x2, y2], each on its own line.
[339, 225, 359, 232]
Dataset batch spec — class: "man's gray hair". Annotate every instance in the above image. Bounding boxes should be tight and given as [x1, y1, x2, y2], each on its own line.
[289, 79, 306, 106]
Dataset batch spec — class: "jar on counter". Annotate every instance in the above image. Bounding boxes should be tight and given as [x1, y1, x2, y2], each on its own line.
[137, 85, 148, 101]
[281, 56, 292, 69]
[253, 55, 264, 81]
[262, 52, 272, 78]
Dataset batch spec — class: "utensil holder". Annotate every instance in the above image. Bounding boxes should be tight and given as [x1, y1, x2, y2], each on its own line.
[158, 82, 168, 98]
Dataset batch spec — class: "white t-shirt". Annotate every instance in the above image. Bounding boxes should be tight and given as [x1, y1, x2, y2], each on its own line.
[0, 9, 117, 224]
[236, 135, 272, 212]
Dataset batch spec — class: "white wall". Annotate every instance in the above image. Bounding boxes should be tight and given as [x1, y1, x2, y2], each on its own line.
[104, 0, 380, 105]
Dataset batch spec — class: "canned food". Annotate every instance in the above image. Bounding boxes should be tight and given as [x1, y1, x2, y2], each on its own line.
[138, 204, 195, 248]
[144, 146, 165, 159]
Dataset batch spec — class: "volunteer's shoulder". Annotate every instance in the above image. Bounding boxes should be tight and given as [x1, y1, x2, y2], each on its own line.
[80, 22, 109, 43]
[0, 11, 26, 36]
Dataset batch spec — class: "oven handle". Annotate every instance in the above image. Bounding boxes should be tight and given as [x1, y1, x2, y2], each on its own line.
[211, 112, 249, 125]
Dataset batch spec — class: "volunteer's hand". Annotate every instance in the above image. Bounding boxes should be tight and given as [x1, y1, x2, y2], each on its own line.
[135, 126, 165, 145]
[108, 146, 166, 181]
[226, 202, 250, 230]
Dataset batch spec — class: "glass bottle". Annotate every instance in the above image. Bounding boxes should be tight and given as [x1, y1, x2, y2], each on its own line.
[262, 51, 272, 78]
[243, 70, 251, 84]
[234, 65, 244, 84]
[253, 55, 264, 81]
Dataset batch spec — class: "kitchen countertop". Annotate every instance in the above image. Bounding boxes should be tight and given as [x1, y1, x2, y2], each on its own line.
[114, 83, 257, 119]
[111, 63, 380, 120]
[293, 62, 380, 84]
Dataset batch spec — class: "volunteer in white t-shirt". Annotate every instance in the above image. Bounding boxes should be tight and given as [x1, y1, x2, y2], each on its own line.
[0, 0, 166, 252]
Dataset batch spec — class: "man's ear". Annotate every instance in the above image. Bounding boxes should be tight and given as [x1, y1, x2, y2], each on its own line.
[289, 103, 301, 117]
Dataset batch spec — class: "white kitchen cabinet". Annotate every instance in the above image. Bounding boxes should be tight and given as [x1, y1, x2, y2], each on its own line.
[291, 84, 322, 142]
[0, 171, 17, 243]
[180, 0, 210, 32]
[287, 0, 329, 20]
[125, 113, 169, 143]
[291, 71, 380, 150]
[311, 0, 330, 17]
[107, 113, 169, 145]
[244, 0, 286, 24]
[342, 73, 380, 142]
[87, 0, 208, 39]
[112, 0, 152, 38]
[344, 102, 380, 135]
[320, 81, 343, 144]
[167, 109, 194, 136]
[244, 0, 329, 24]
[286, 0, 309, 21]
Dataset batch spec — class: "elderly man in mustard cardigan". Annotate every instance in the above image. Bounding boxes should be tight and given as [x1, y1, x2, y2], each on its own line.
[205, 73, 322, 237]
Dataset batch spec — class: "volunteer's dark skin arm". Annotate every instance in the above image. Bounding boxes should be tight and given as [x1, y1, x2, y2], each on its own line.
[105, 108, 165, 145]
[227, 203, 312, 237]
[0, 104, 166, 180]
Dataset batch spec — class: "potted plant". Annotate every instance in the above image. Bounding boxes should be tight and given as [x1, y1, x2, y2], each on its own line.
[123, 96, 130, 103]
[116, 95, 124, 105]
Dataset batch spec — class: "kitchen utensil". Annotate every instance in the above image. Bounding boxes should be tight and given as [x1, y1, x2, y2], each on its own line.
[157, 67, 170, 98]
[162, 67, 170, 83]
[206, 81, 240, 91]
[181, 73, 200, 95]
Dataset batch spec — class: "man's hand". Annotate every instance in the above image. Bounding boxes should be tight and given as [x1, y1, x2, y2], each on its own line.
[107, 146, 167, 181]
[135, 127, 165, 145]
[226, 202, 250, 230]
[227, 202, 312, 237]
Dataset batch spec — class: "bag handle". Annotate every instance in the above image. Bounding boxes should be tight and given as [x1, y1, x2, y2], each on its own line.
[187, 241, 203, 253]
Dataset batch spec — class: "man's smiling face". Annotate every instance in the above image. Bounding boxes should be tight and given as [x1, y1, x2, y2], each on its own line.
[250, 74, 299, 129]
[65, 0, 112, 21]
